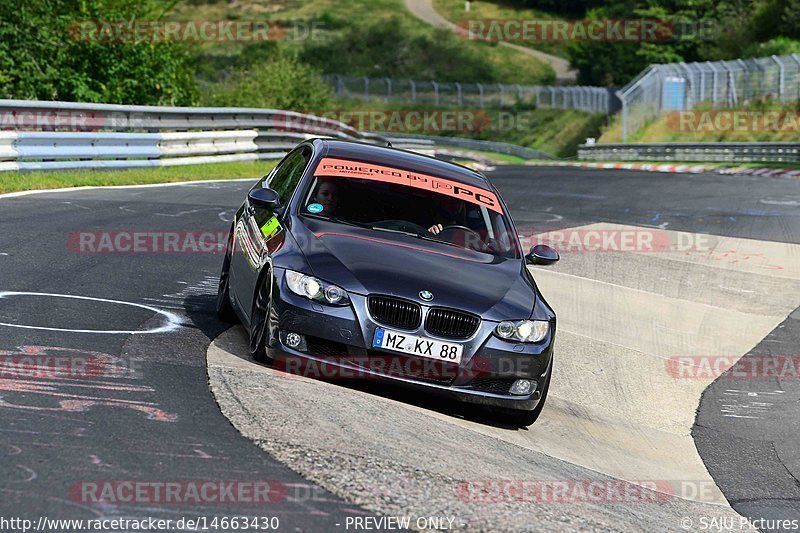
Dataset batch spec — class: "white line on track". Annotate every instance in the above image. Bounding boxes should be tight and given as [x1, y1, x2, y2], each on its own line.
[0, 291, 182, 334]
[0, 177, 257, 200]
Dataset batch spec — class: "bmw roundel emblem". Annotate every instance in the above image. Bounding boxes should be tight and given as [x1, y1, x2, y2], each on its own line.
[419, 290, 434, 301]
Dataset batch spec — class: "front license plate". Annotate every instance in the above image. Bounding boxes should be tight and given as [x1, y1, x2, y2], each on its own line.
[372, 328, 463, 364]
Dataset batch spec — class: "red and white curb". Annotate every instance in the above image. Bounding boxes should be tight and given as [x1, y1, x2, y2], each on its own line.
[528, 161, 800, 179]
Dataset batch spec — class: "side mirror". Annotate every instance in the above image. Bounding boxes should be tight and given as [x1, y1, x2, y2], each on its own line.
[526, 244, 560, 266]
[248, 187, 281, 210]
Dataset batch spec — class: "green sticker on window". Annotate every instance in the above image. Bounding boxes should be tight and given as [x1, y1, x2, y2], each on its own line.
[261, 216, 282, 240]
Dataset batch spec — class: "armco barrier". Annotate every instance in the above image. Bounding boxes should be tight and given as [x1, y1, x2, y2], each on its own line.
[0, 99, 454, 172]
[578, 142, 800, 163]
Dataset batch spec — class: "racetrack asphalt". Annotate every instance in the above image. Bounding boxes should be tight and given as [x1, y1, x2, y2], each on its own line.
[0, 166, 798, 531]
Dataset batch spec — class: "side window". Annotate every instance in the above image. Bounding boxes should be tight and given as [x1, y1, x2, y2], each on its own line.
[267, 147, 311, 203]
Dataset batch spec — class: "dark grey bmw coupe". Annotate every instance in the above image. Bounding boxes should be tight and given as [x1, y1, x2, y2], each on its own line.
[217, 138, 559, 426]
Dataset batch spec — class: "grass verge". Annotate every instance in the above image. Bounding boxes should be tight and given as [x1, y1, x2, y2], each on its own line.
[599, 103, 800, 143]
[0, 161, 277, 195]
[432, 0, 569, 58]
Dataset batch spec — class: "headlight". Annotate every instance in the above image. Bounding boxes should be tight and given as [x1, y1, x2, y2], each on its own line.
[285, 270, 350, 306]
[495, 320, 549, 343]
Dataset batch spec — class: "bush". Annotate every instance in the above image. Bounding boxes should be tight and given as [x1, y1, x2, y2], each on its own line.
[299, 16, 497, 82]
[201, 52, 332, 111]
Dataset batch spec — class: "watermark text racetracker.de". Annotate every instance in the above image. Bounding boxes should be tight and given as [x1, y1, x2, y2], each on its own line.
[274, 109, 547, 135]
[667, 355, 800, 380]
[519, 228, 710, 253]
[68, 230, 228, 254]
[457, 18, 715, 43]
[667, 110, 800, 133]
[457, 479, 728, 504]
[70, 20, 323, 43]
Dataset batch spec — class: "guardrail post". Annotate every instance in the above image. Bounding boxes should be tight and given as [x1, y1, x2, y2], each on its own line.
[363, 76, 369, 99]
[410, 80, 416, 102]
[498, 84, 505, 107]
[432, 81, 439, 106]
[516, 84, 523, 104]
[477, 83, 484, 108]
[455, 82, 463, 106]
[385, 77, 392, 100]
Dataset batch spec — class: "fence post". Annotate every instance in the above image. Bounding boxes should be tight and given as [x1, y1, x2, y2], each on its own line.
[410, 80, 416, 103]
[620, 98, 628, 142]
[455, 82, 463, 106]
[335, 75, 344, 98]
[737, 59, 749, 101]
[772, 55, 785, 100]
[516, 84, 523, 104]
[791, 54, 800, 100]
[385, 77, 392, 100]
[793, 55, 800, 101]
[498, 84, 505, 107]
[363, 77, 369, 99]
[432, 81, 439, 106]
[707, 62, 718, 107]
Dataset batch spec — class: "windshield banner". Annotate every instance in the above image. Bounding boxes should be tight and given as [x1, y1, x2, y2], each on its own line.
[314, 157, 503, 214]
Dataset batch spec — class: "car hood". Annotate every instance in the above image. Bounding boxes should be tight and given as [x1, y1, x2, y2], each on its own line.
[293, 218, 536, 321]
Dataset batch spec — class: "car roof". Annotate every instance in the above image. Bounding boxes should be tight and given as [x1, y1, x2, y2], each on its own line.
[314, 138, 493, 191]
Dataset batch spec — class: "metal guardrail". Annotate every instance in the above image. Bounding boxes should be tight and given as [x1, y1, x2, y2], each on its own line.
[0, 99, 446, 172]
[379, 133, 553, 160]
[578, 142, 800, 163]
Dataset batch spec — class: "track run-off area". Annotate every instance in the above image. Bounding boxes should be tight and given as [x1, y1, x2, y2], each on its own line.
[0, 166, 798, 531]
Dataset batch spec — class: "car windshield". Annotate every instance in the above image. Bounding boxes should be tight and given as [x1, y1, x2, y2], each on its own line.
[300, 159, 521, 259]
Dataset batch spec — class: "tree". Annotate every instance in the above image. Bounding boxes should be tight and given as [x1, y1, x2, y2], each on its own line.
[0, 0, 198, 105]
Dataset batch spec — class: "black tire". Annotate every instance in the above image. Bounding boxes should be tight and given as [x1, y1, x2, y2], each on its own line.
[216, 228, 238, 323]
[249, 275, 271, 364]
[501, 365, 552, 427]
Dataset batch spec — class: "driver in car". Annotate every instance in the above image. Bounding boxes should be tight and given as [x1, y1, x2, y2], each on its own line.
[427, 195, 468, 235]
[312, 178, 339, 214]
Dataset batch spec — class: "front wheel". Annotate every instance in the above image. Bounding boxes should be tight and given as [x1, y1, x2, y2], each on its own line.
[216, 228, 238, 323]
[500, 366, 551, 427]
[249, 275, 271, 364]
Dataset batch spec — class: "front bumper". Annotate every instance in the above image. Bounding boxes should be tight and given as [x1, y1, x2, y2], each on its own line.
[265, 270, 554, 411]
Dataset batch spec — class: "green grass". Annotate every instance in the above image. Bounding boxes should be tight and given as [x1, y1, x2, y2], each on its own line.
[173, 0, 554, 85]
[0, 161, 277, 194]
[310, 101, 607, 157]
[479, 108, 608, 158]
[432, 0, 570, 58]
[599, 102, 800, 144]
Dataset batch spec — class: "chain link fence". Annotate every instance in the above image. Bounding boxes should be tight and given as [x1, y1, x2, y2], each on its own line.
[617, 54, 800, 140]
[326, 75, 618, 114]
